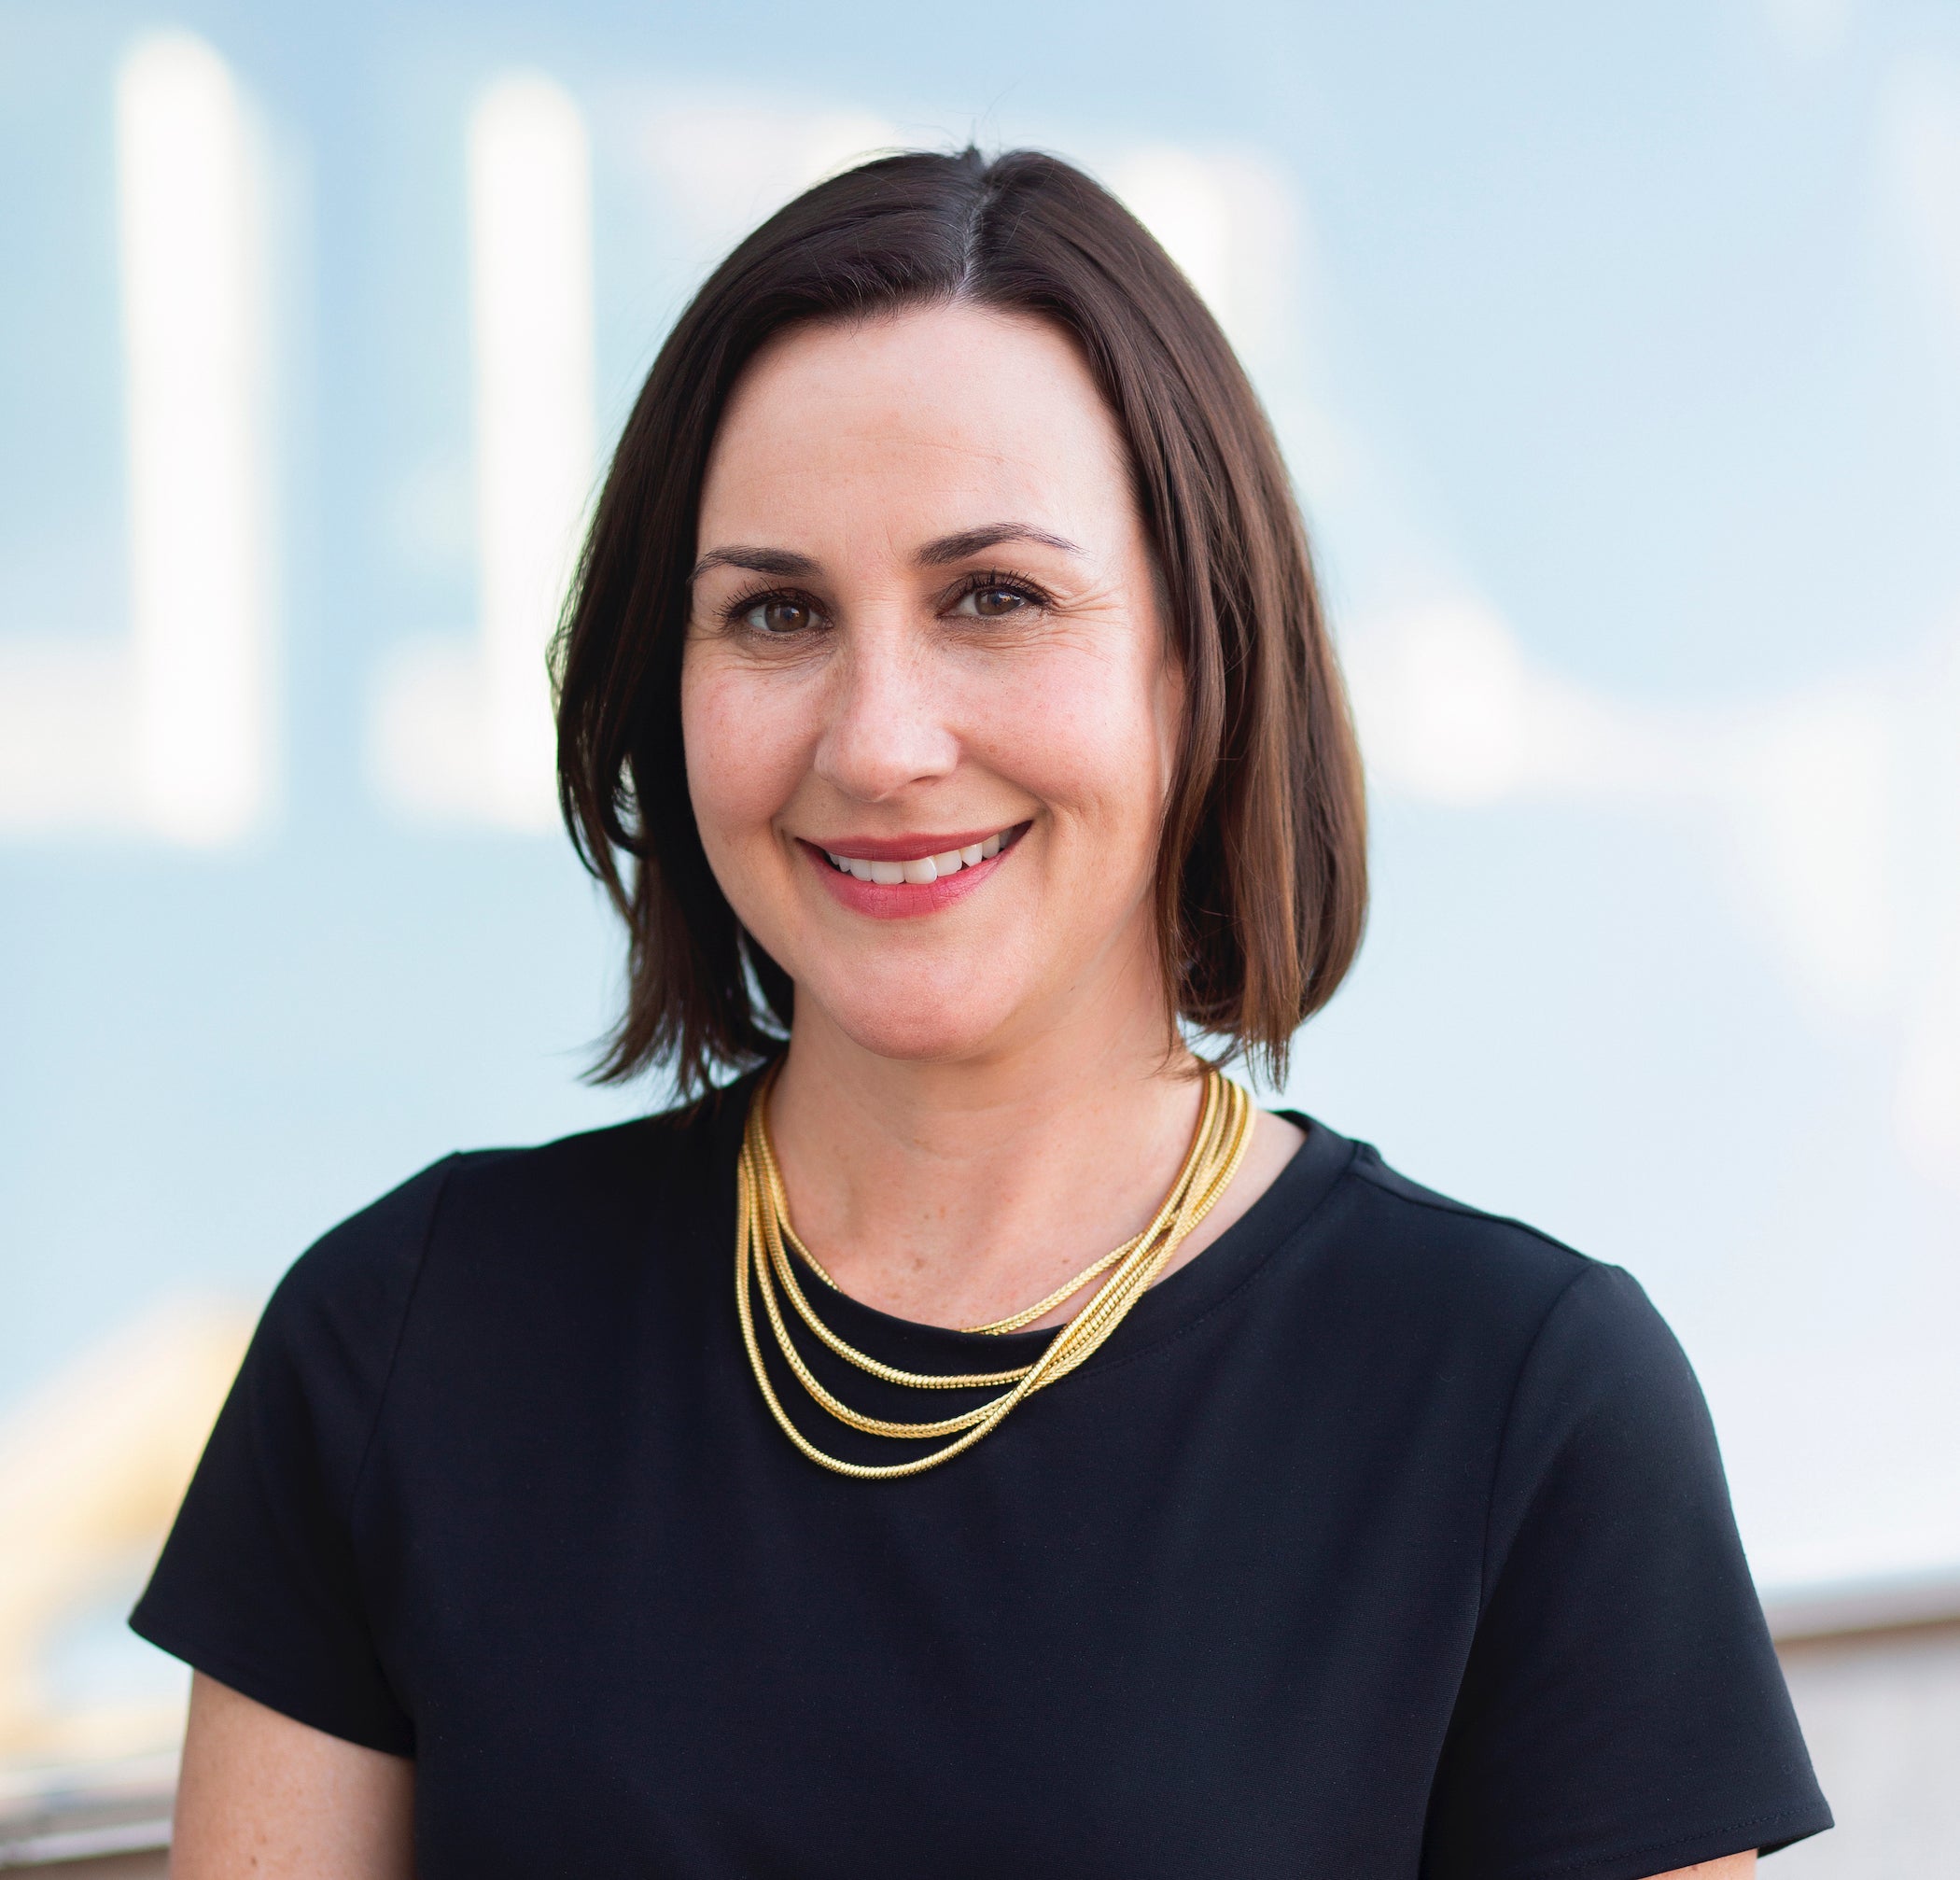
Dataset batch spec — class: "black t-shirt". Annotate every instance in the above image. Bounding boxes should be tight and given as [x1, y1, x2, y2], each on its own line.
[133, 1080, 1829, 1878]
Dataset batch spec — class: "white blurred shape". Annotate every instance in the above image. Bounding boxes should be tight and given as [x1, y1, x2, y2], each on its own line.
[1346, 600, 1532, 805]
[1345, 597, 1701, 807]
[1882, 57, 1960, 350]
[118, 32, 274, 845]
[0, 32, 274, 845]
[1897, 947, 1960, 1187]
[1724, 689, 1897, 1017]
[471, 77, 595, 822]
[373, 74, 595, 829]
[1115, 147, 1234, 323]
[637, 103, 896, 261]
[1102, 142, 1367, 545]
[1349, 601, 1901, 1018]
[1108, 146, 1302, 373]
[0, 1299, 252, 1759]
[371, 638, 496, 819]
[0, 642, 135, 831]
[1758, 0, 1854, 63]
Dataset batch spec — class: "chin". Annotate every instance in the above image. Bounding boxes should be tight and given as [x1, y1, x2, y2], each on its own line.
[804, 969, 1027, 1066]
[825, 1006, 1015, 1065]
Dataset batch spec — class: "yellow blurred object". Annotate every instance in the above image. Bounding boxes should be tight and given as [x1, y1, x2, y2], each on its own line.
[0, 1300, 252, 1761]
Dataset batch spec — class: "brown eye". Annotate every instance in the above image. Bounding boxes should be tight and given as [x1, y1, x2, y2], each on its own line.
[963, 585, 1029, 619]
[741, 597, 816, 635]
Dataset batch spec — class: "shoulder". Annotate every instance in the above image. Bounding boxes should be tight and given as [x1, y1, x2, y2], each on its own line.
[428, 1079, 748, 1256]
[1308, 1128, 1601, 1321]
[1339, 1139, 1589, 1281]
[269, 1079, 749, 1353]
[1289, 1123, 1679, 1393]
[1323, 1135, 1714, 1492]
[1300, 1130, 1728, 1562]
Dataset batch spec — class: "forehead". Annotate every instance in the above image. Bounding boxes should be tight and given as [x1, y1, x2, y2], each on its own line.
[698, 302, 1133, 551]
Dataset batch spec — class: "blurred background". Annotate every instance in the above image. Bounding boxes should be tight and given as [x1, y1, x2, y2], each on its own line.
[2, 0, 1956, 1871]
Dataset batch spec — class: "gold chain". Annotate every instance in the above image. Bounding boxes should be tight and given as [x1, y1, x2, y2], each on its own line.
[734, 1066, 1255, 1479]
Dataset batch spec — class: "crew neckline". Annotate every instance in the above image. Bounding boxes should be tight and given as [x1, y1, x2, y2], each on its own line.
[708, 1085, 1358, 1379]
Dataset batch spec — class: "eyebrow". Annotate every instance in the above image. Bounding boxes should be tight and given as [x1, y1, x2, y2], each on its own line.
[688, 523, 1084, 584]
[689, 544, 819, 581]
[915, 524, 1084, 566]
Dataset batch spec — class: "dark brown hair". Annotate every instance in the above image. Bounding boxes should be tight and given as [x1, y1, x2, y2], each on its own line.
[554, 147, 1366, 1096]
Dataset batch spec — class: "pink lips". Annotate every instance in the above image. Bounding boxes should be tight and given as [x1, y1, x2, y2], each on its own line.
[799, 825, 1026, 919]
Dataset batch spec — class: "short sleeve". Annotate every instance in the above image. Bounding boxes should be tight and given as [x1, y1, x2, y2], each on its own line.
[1422, 1263, 1831, 1880]
[128, 1159, 453, 1757]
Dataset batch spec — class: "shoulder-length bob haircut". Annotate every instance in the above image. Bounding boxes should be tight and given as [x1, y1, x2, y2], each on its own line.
[555, 146, 1366, 1097]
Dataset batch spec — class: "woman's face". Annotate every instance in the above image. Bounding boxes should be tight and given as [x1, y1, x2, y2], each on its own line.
[682, 301, 1181, 1066]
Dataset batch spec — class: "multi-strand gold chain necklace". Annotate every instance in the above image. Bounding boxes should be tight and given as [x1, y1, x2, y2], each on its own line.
[735, 1066, 1255, 1479]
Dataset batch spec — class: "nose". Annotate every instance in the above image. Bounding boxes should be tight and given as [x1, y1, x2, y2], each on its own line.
[811, 619, 960, 803]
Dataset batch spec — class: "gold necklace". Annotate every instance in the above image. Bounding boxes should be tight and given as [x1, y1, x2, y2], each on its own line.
[734, 1066, 1255, 1479]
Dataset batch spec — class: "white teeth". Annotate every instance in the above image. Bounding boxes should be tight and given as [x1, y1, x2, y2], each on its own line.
[823, 829, 1014, 883]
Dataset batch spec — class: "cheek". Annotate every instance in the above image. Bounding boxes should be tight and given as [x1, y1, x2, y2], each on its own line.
[679, 658, 810, 862]
[970, 638, 1176, 837]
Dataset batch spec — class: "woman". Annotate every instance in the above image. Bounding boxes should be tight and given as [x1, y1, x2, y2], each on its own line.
[134, 148, 1829, 1877]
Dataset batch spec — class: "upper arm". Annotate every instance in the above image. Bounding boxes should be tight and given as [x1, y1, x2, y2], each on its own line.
[1648, 1859, 1756, 1879]
[132, 1170, 443, 1756]
[1422, 1263, 1827, 1874]
[174, 1671, 414, 1879]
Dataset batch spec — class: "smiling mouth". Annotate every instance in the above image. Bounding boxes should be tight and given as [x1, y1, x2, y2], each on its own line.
[815, 824, 1024, 885]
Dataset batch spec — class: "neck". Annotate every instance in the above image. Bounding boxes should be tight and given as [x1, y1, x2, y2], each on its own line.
[766, 975, 1206, 1332]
